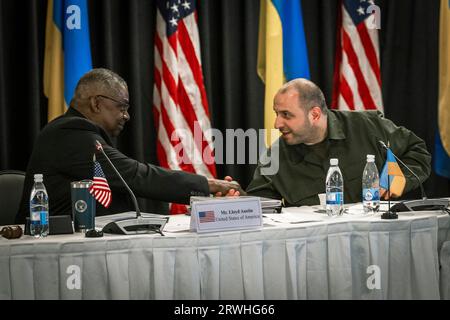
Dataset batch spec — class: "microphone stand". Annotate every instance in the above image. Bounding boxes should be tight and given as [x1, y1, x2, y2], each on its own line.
[97, 144, 141, 218]
[383, 145, 427, 200]
[93, 141, 169, 235]
[378, 140, 449, 214]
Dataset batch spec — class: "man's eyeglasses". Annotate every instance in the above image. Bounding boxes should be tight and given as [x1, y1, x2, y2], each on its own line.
[95, 95, 130, 113]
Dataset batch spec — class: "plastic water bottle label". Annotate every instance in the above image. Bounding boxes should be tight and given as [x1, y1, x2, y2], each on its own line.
[363, 188, 380, 201]
[40, 211, 48, 224]
[31, 211, 40, 222]
[326, 192, 343, 205]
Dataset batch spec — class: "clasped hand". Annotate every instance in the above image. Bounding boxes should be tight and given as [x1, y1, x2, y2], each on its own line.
[208, 176, 246, 197]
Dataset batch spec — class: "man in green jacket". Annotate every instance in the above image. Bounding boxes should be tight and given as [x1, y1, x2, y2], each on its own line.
[246, 78, 431, 206]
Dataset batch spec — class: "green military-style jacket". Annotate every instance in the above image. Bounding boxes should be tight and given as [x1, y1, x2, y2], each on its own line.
[246, 110, 431, 206]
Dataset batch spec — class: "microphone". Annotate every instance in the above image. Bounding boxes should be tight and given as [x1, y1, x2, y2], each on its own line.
[95, 141, 142, 217]
[378, 140, 449, 213]
[93, 140, 169, 235]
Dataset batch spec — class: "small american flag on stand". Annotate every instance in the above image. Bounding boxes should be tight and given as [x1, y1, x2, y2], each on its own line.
[89, 159, 112, 208]
[198, 210, 215, 223]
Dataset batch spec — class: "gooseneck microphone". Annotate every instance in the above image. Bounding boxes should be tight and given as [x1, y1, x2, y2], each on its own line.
[378, 140, 449, 213]
[378, 140, 426, 200]
[93, 140, 169, 235]
[95, 140, 141, 217]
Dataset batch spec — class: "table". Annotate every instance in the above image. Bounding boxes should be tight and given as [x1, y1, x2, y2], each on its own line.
[0, 207, 449, 300]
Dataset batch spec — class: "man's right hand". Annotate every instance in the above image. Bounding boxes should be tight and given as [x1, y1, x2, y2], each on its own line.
[207, 177, 247, 197]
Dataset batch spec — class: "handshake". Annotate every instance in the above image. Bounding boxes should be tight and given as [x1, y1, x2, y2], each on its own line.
[207, 176, 247, 197]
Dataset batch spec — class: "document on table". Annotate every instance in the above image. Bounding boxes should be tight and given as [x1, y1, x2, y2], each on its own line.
[163, 215, 191, 233]
[266, 206, 327, 224]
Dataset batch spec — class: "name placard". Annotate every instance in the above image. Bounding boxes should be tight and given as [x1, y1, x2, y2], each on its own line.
[190, 197, 262, 233]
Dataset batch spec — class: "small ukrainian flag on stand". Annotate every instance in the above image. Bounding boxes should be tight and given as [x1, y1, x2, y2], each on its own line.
[380, 147, 406, 199]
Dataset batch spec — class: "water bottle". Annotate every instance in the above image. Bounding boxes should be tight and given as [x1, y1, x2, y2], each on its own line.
[362, 154, 380, 213]
[326, 158, 344, 216]
[29, 174, 49, 237]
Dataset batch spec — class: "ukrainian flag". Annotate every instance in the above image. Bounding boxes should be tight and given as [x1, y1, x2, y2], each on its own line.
[257, 0, 310, 145]
[380, 148, 406, 198]
[44, 0, 92, 122]
[434, 0, 450, 178]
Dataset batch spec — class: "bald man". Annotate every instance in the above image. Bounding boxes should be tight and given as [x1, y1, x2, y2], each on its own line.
[246, 78, 431, 206]
[17, 68, 242, 223]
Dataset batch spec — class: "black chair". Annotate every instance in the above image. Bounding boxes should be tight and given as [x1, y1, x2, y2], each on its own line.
[0, 170, 25, 226]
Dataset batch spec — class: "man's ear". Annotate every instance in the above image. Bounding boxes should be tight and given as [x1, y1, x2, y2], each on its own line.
[90, 96, 101, 113]
[310, 106, 322, 123]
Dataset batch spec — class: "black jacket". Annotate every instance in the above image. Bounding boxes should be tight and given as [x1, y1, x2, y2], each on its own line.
[16, 108, 209, 223]
[247, 110, 431, 206]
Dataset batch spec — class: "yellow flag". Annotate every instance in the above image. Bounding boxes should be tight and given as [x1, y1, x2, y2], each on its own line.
[438, 0, 450, 154]
[43, 0, 65, 121]
[257, 0, 284, 146]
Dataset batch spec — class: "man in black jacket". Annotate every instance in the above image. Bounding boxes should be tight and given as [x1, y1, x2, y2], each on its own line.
[16, 68, 242, 223]
[246, 78, 431, 206]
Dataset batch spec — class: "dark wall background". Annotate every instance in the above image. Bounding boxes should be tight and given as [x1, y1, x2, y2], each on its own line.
[0, 0, 448, 209]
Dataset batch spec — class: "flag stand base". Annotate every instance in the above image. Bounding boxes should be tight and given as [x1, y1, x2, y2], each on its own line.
[381, 211, 398, 219]
[95, 212, 169, 235]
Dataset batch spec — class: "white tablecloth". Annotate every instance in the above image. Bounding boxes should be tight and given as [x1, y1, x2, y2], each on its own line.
[0, 208, 449, 300]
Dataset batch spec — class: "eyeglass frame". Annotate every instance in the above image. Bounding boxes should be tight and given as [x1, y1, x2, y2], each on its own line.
[93, 94, 130, 114]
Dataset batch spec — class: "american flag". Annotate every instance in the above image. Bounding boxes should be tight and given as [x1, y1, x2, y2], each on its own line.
[198, 210, 215, 223]
[89, 160, 112, 208]
[332, 0, 383, 111]
[153, 0, 216, 214]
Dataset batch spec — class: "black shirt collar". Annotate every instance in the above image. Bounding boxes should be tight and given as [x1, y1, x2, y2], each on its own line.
[326, 109, 346, 140]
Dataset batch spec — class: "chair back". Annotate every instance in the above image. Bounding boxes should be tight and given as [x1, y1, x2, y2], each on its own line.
[0, 170, 25, 226]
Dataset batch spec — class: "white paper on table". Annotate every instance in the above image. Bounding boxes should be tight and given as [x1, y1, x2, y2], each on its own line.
[265, 209, 326, 224]
[339, 201, 448, 218]
[163, 215, 191, 233]
[281, 204, 377, 221]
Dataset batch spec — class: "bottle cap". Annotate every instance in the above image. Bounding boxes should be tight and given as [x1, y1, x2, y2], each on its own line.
[330, 158, 338, 166]
[34, 174, 43, 182]
[367, 154, 375, 162]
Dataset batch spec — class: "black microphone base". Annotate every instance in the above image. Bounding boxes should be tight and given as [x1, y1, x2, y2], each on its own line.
[381, 211, 398, 219]
[95, 212, 169, 235]
[390, 198, 449, 213]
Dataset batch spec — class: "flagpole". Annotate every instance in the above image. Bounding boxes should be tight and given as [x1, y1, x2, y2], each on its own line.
[388, 173, 390, 211]
[382, 142, 398, 219]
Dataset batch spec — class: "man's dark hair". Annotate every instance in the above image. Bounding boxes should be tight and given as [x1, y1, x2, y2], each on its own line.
[279, 78, 327, 112]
